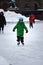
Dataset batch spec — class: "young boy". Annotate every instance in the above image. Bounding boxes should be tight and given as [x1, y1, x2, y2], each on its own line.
[0, 12, 6, 33]
[29, 15, 33, 28]
[31, 14, 36, 23]
[13, 17, 28, 45]
[29, 14, 35, 28]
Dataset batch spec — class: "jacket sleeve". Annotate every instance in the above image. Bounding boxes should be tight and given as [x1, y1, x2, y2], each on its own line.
[13, 23, 18, 30]
[3, 16, 6, 25]
[23, 22, 28, 30]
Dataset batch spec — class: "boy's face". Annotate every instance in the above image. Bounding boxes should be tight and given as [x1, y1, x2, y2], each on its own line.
[19, 20, 23, 22]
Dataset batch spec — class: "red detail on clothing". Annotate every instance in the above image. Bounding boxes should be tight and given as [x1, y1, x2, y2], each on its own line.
[29, 14, 35, 23]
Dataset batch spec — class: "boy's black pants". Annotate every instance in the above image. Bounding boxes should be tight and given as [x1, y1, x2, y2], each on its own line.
[30, 23, 33, 28]
[0, 25, 4, 31]
[17, 36, 24, 43]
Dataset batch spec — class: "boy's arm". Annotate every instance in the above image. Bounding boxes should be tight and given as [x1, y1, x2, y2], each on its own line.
[13, 23, 18, 31]
[23, 22, 27, 30]
[23, 22, 28, 33]
[3, 16, 6, 25]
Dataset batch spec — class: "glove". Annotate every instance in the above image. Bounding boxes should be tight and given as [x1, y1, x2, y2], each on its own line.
[26, 30, 28, 33]
[13, 29, 15, 32]
[5, 23, 6, 25]
[4, 22, 6, 25]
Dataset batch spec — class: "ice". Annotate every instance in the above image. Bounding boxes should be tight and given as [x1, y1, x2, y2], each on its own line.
[0, 22, 43, 65]
[0, 56, 9, 65]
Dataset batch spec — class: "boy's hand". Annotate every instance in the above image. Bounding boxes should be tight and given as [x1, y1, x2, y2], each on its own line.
[5, 23, 6, 25]
[4, 22, 6, 25]
[13, 29, 15, 32]
[26, 30, 28, 33]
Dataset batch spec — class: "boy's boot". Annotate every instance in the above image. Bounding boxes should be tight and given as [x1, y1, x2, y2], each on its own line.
[32, 25, 33, 28]
[22, 43, 24, 45]
[17, 42, 20, 45]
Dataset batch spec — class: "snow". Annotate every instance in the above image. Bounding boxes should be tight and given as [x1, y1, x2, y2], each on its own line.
[0, 9, 4, 13]
[0, 56, 9, 65]
[37, 9, 43, 11]
[0, 9, 43, 65]
[4, 11, 29, 22]
[0, 9, 40, 23]
[4, 11, 40, 22]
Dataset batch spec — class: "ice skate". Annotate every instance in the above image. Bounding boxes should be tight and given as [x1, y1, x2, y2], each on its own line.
[17, 42, 20, 45]
[22, 43, 24, 45]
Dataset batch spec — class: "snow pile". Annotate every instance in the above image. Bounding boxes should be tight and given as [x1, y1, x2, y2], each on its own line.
[0, 9, 40, 22]
[0, 56, 9, 65]
[0, 9, 4, 13]
[4, 11, 40, 22]
[4, 11, 29, 22]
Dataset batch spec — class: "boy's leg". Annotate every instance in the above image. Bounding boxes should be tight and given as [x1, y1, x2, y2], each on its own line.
[17, 36, 20, 45]
[33, 20, 35, 23]
[0, 27, 1, 31]
[0, 26, 1, 33]
[0, 27, 1, 33]
[29, 23, 31, 28]
[31, 23, 33, 28]
[21, 37, 24, 45]
[30, 23, 33, 28]
[2, 25, 4, 32]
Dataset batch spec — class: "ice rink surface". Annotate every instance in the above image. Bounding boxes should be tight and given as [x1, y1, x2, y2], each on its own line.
[0, 22, 43, 65]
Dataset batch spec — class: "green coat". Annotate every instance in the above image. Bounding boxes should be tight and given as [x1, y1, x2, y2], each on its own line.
[13, 21, 28, 37]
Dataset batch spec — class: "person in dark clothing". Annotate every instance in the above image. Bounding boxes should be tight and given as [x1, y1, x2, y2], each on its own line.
[0, 12, 6, 33]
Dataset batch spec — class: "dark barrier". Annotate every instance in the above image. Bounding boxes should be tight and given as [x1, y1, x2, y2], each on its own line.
[20, 10, 43, 20]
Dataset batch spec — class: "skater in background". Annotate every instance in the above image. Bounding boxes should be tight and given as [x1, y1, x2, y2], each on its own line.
[29, 15, 33, 28]
[29, 14, 35, 28]
[13, 17, 28, 45]
[31, 14, 36, 23]
[0, 12, 6, 33]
